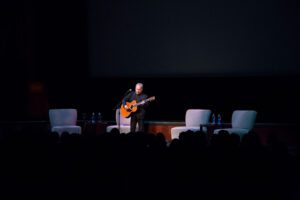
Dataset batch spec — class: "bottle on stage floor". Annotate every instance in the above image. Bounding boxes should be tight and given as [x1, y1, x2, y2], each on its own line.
[217, 113, 221, 125]
[91, 112, 96, 124]
[212, 113, 216, 125]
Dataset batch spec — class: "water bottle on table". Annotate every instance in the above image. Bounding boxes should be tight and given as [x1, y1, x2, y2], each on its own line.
[97, 112, 102, 123]
[91, 112, 96, 124]
[217, 114, 221, 125]
[212, 113, 216, 125]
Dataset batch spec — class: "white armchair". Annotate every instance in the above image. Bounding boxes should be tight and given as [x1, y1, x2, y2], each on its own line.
[106, 109, 137, 134]
[213, 110, 257, 139]
[49, 108, 82, 135]
[171, 109, 212, 140]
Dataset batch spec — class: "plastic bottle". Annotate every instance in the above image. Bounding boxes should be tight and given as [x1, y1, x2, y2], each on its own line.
[91, 112, 96, 124]
[212, 113, 216, 124]
[97, 112, 102, 122]
[217, 113, 221, 125]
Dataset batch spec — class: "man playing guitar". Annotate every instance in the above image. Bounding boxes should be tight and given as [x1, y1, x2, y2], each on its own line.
[122, 83, 150, 133]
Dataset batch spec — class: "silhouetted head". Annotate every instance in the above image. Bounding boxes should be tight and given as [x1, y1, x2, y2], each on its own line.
[110, 128, 120, 135]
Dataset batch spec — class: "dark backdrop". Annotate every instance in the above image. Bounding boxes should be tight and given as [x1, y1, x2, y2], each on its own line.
[89, 0, 300, 77]
[1, 0, 300, 123]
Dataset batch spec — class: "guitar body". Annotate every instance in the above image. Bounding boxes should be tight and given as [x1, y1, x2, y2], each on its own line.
[120, 96, 155, 118]
[120, 100, 138, 118]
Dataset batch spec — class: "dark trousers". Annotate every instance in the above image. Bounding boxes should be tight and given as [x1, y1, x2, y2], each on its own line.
[130, 113, 144, 132]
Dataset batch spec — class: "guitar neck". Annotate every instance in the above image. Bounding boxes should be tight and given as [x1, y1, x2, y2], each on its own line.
[135, 100, 147, 106]
[133, 98, 152, 107]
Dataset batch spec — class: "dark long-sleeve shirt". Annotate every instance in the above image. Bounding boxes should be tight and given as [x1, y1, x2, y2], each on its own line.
[122, 91, 148, 116]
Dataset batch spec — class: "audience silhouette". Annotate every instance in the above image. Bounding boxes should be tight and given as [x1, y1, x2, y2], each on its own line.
[0, 127, 298, 199]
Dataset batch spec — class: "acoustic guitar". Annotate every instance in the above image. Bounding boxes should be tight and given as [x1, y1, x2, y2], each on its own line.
[120, 96, 155, 118]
